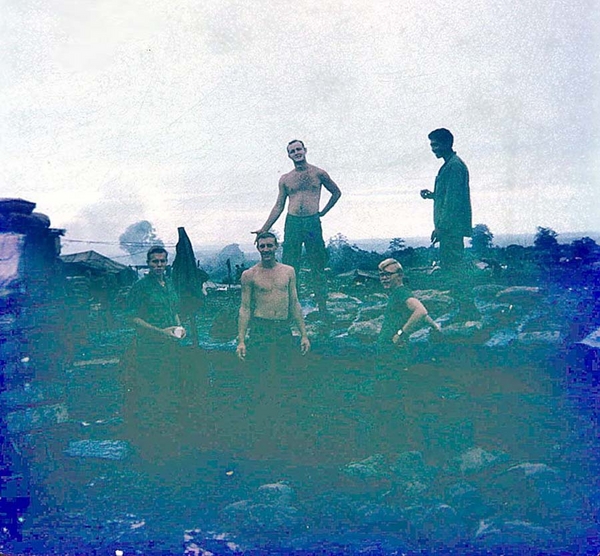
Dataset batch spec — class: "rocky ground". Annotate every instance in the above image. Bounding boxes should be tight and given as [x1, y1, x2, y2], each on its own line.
[3, 263, 600, 555]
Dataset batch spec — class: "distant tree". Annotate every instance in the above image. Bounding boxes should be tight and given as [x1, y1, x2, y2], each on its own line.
[327, 233, 380, 273]
[470, 224, 494, 257]
[571, 236, 599, 262]
[387, 237, 406, 253]
[119, 220, 163, 263]
[533, 227, 558, 250]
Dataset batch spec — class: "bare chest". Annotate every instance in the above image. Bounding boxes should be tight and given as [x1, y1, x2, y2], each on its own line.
[286, 170, 321, 195]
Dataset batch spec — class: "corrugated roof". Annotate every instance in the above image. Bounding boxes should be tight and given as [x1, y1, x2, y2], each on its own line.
[60, 250, 130, 274]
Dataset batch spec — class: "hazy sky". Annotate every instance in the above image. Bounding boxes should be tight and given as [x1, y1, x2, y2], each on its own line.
[2, 0, 598, 257]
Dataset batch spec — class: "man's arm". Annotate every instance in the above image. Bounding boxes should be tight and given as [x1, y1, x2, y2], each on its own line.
[391, 297, 431, 344]
[288, 269, 310, 355]
[236, 271, 252, 360]
[252, 178, 288, 236]
[317, 170, 341, 218]
[131, 317, 183, 339]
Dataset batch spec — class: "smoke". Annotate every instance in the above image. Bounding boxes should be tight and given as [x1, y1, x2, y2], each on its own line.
[119, 221, 163, 264]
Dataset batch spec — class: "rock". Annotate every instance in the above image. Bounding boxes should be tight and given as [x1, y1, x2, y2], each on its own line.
[354, 502, 405, 529]
[183, 529, 243, 555]
[65, 440, 129, 460]
[342, 454, 388, 479]
[474, 518, 552, 547]
[472, 284, 506, 300]
[347, 316, 383, 340]
[446, 482, 490, 518]
[516, 331, 563, 346]
[355, 303, 386, 322]
[6, 403, 69, 433]
[455, 447, 508, 475]
[485, 329, 519, 348]
[496, 286, 543, 306]
[327, 292, 361, 303]
[412, 289, 456, 316]
[0, 382, 64, 409]
[257, 482, 295, 506]
[222, 500, 300, 533]
[390, 451, 430, 480]
[420, 503, 466, 545]
[440, 321, 486, 342]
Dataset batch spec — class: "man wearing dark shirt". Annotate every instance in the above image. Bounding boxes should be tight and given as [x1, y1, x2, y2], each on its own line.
[125, 246, 188, 457]
[420, 128, 472, 270]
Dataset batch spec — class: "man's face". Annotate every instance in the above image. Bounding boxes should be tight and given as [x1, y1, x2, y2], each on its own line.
[148, 252, 167, 278]
[257, 238, 278, 262]
[287, 142, 307, 163]
[379, 267, 402, 289]
[430, 139, 449, 159]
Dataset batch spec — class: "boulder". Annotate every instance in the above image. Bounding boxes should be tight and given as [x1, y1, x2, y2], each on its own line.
[472, 284, 506, 300]
[347, 316, 383, 340]
[474, 518, 552, 547]
[222, 499, 300, 533]
[516, 331, 563, 346]
[412, 289, 456, 316]
[496, 286, 543, 306]
[454, 447, 508, 475]
[256, 482, 295, 506]
[342, 453, 389, 480]
[64, 440, 129, 460]
[355, 303, 386, 322]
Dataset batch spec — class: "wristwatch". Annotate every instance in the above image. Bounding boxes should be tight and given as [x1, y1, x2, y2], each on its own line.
[396, 329, 404, 337]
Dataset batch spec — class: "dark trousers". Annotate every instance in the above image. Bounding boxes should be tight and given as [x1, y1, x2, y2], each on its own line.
[282, 214, 328, 304]
[438, 233, 465, 269]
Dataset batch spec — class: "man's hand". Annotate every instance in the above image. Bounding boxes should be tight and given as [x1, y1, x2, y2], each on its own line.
[420, 189, 434, 200]
[430, 229, 439, 244]
[236, 341, 246, 361]
[163, 326, 185, 339]
[392, 332, 408, 346]
[300, 336, 311, 355]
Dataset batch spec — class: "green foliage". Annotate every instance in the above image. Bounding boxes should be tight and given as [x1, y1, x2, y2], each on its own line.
[533, 227, 558, 250]
[571, 236, 599, 262]
[387, 237, 406, 253]
[327, 233, 380, 273]
[470, 224, 494, 256]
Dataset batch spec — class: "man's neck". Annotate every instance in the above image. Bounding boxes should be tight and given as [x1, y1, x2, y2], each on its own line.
[260, 260, 277, 269]
[293, 160, 309, 171]
[441, 150, 456, 163]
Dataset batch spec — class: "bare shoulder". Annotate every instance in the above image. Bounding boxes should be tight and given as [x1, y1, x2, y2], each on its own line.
[311, 164, 330, 179]
[241, 264, 259, 282]
[276, 262, 296, 277]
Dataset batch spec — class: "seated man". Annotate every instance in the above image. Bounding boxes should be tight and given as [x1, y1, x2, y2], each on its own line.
[377, 257, 440, 364]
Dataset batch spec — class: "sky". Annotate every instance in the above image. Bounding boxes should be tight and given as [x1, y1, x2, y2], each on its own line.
[2, 0, 599, 258]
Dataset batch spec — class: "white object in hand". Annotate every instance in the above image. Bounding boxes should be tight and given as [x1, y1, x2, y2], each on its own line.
[173, 326, 185, 338]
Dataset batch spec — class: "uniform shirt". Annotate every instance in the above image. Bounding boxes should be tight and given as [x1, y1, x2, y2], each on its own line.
[433, 152, 472, 237]
[127, 274, 180, 330]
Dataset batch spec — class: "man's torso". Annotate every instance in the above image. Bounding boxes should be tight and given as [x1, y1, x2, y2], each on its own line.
[128, 275, 179, 329]
[247, 263, 292, 320]
[282, 164, 324, 216]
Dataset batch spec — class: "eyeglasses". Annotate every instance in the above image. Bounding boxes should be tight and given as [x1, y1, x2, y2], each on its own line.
[378, 270, 399, 276]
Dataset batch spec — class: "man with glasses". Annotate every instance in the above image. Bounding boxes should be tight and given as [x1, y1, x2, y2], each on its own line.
[377, 258, 440, 364]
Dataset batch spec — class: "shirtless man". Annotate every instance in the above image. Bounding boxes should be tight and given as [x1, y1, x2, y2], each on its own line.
[253, 140, 342, 316]
[236, 232, 310, 364]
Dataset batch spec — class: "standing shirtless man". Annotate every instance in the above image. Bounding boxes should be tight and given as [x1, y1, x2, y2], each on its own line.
[253, 140, 342, 316]
[236, 232, 310, 367]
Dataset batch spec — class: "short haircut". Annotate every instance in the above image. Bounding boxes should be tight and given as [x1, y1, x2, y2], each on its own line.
[255, 231, 278, 244]
[147, 245, 168, 262]
[378, 258, 403, 274]
[428, 128, 454, 148]
[287, 139, 305, 151]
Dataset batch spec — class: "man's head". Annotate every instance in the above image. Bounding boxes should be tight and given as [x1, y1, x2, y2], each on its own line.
[378, 258, 404, 289]
[287, 140, 307, 163]
[147, 246, 168, 278]
[428, 128, 454, 159]
[255, 232, 278, 265]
